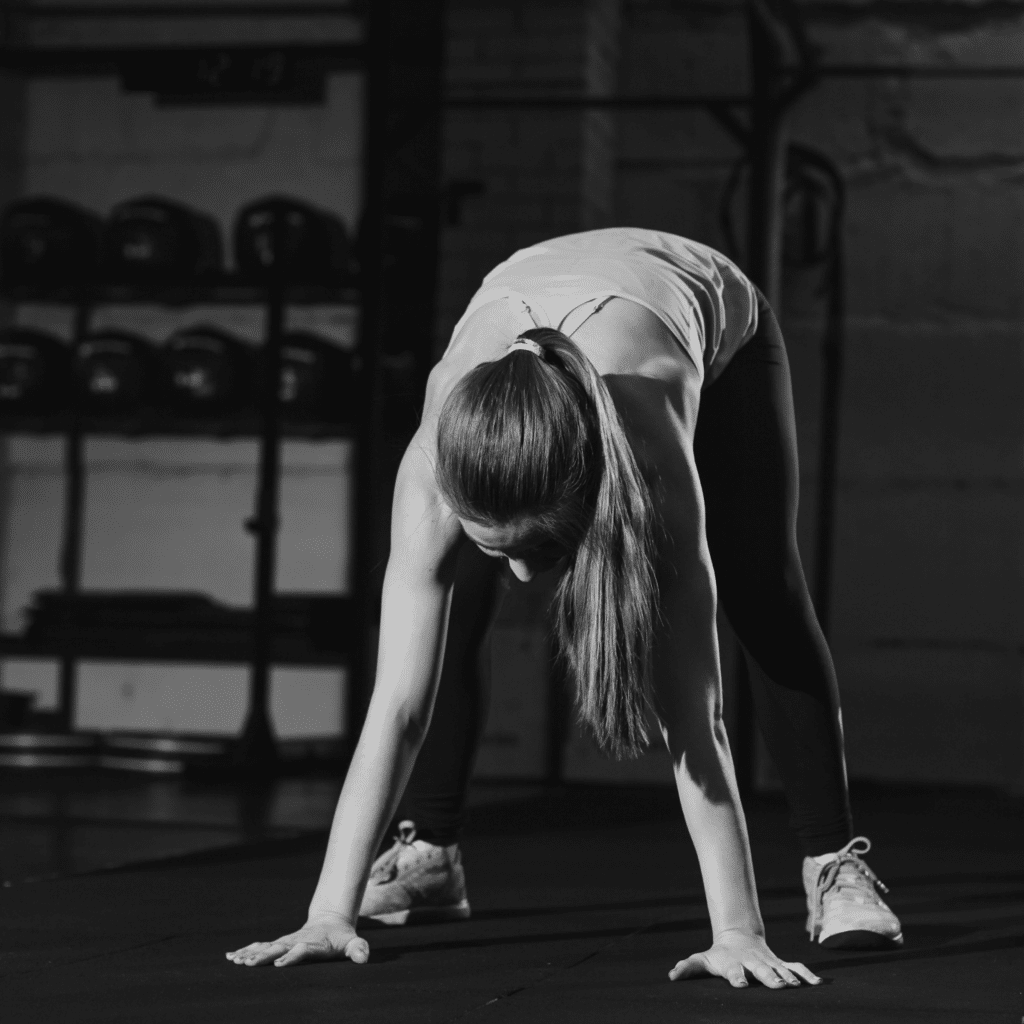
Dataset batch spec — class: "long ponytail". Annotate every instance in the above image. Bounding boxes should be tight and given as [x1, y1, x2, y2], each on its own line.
[435, 326, 662, 759]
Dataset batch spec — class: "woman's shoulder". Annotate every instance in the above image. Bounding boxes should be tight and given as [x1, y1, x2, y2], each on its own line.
[426, 300, 520, 416]
[392, 424, 465, 567]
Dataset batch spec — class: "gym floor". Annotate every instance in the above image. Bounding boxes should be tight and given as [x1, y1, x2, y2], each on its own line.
[2, 771, 1022, 1023]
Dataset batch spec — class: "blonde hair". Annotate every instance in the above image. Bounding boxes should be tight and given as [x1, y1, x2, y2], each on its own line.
[434, 327, 661, 758]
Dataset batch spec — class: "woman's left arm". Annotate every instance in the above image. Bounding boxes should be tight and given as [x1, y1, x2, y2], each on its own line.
[653, 447, 820, 990]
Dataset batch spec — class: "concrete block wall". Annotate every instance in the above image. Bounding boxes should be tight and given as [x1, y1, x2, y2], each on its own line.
[436, 0, 622, 356]
[619, 0, 1024, 789]
[0, 12, 363, 741]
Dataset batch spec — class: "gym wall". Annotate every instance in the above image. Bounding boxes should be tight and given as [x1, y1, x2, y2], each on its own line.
[619, 1, 1024, 790]
[452, 0, 1024, 790]
[0, 2, 1020, 791]
[0, 12, 363, 741]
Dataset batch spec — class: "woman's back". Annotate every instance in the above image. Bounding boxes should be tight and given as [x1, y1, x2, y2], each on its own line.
[440, 228, 759, 389]
[424, 283, 705, 485]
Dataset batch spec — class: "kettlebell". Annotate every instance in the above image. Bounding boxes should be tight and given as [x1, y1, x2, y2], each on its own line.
[103, 196, 223, 284]
[234, 196, 353, 284]
[0, 327, 72, 412]
[1, 197, 103, 287]
[163, 325, 256, 413]
[74, 330, 161, 411]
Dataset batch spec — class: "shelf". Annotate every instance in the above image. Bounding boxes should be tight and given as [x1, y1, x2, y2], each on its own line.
[0, 280, 360, 307]
[0, 411, 356, 440]
[0, 631, 350, 667]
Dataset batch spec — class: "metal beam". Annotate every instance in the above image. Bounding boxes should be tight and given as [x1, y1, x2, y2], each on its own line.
[5, 3, 360, 18]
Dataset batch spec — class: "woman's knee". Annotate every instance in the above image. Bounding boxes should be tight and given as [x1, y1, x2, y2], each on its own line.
[719, 553, 817, 644]
[448, 544, 505, 643]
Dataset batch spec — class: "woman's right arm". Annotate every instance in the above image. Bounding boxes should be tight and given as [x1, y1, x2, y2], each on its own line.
[226, 428, 465, 968]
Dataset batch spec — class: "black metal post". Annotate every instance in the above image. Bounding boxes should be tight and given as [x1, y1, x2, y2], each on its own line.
[235, 283, 285, 772]
[55, 300, 91, 732]
[812, 199, 846, 636]
[731, 2, 799, 796]
[350, 0, 446, 743]
[746, 9, 792, 309]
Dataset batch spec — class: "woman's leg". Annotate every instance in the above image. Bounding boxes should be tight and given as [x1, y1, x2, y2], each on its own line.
[693, 297, 853, 857]
[394, 539, 507, 845]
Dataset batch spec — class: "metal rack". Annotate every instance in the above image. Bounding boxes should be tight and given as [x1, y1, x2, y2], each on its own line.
[0, 280, 360, 767]
[0, 9, 384, 773]
[0, 0, 448, 774]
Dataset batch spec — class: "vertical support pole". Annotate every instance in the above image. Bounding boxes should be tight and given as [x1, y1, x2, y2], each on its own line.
[55, 300, 91, 733]
[235, 283, 285, 772]
[351, 0, 446, 741]
[813, 205, 845, 637]
[746, 7, 791, 309]
[731, 3, 793, 796]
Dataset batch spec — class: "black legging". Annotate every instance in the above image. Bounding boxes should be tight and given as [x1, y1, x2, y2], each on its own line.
[397, 294, 853, 858]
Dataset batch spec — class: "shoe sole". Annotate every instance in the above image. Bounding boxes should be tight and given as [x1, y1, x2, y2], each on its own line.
[819, 930, 904, 950]
[366, 900, 472, 927]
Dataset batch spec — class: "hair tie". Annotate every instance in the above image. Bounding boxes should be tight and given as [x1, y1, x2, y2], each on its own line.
[507, 338, 544, 358]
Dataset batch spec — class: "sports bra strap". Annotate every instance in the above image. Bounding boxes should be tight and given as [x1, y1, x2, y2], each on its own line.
[505, 292, 547, 330]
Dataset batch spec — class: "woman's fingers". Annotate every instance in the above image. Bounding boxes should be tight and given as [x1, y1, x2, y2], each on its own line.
[226, 925, 368, 969]
[775, 968, 801, 987]
[667, 953, 709, 981]
[345, 937, 370, 964]
[225, 941, 267, 960]
[247, 943, 289, 966]
[769, 961, 802, 987]
[226, 940, 289, 966]
[669, 953, 746, 989]
[786, 960, 822, 985]
[669, 945, 823, 990]
[273, 941, 313, 967]
[750, 961, 786, 989]
[271, 935, 366, 968]
[724, 967, 748, 989]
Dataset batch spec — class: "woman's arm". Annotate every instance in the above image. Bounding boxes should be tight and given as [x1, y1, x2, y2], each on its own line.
[227, 428, 465, 968]
[652, 446, 819, 989]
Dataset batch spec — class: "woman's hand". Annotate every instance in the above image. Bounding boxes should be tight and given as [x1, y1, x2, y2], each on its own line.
[668, 929, 821, 989]
[226, 913, 369, 968]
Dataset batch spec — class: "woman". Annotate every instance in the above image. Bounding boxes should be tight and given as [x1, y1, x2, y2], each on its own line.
[227, 228, 899, 983]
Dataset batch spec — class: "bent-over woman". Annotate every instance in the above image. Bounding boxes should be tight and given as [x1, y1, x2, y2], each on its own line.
[227, 228, 901, 985]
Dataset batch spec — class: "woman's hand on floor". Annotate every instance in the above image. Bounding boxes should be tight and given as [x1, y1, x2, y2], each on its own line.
[668, 929, 821, 989]
[226, 913, 369, 968]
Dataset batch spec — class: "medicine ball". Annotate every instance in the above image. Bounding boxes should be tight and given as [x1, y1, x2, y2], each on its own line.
[74, 330, 160, 411]
[163, 325, 255, 413]
[0, 328, 72, 413]
[234, 196, 352, 284]
[268, 331, 356, 420]
[103, 196, 223, 284]
[0, 197, 103, 287]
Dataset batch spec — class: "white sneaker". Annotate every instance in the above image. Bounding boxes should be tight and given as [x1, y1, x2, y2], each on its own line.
[359, 821, 471, 926]
[803, 836, 904, 949]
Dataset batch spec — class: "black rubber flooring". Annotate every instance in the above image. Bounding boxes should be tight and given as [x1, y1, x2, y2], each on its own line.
[2, 784, 1022, 1023]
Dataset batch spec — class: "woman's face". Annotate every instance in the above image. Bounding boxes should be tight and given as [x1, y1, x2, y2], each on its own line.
[459, 519, 569, 582]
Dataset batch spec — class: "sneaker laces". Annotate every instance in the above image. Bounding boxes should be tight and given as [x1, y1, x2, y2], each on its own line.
[369, 820, 418, 885]
[809, 836, 890, 938]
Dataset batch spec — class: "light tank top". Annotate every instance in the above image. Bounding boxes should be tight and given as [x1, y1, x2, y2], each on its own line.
[447, 227, 761, 388]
